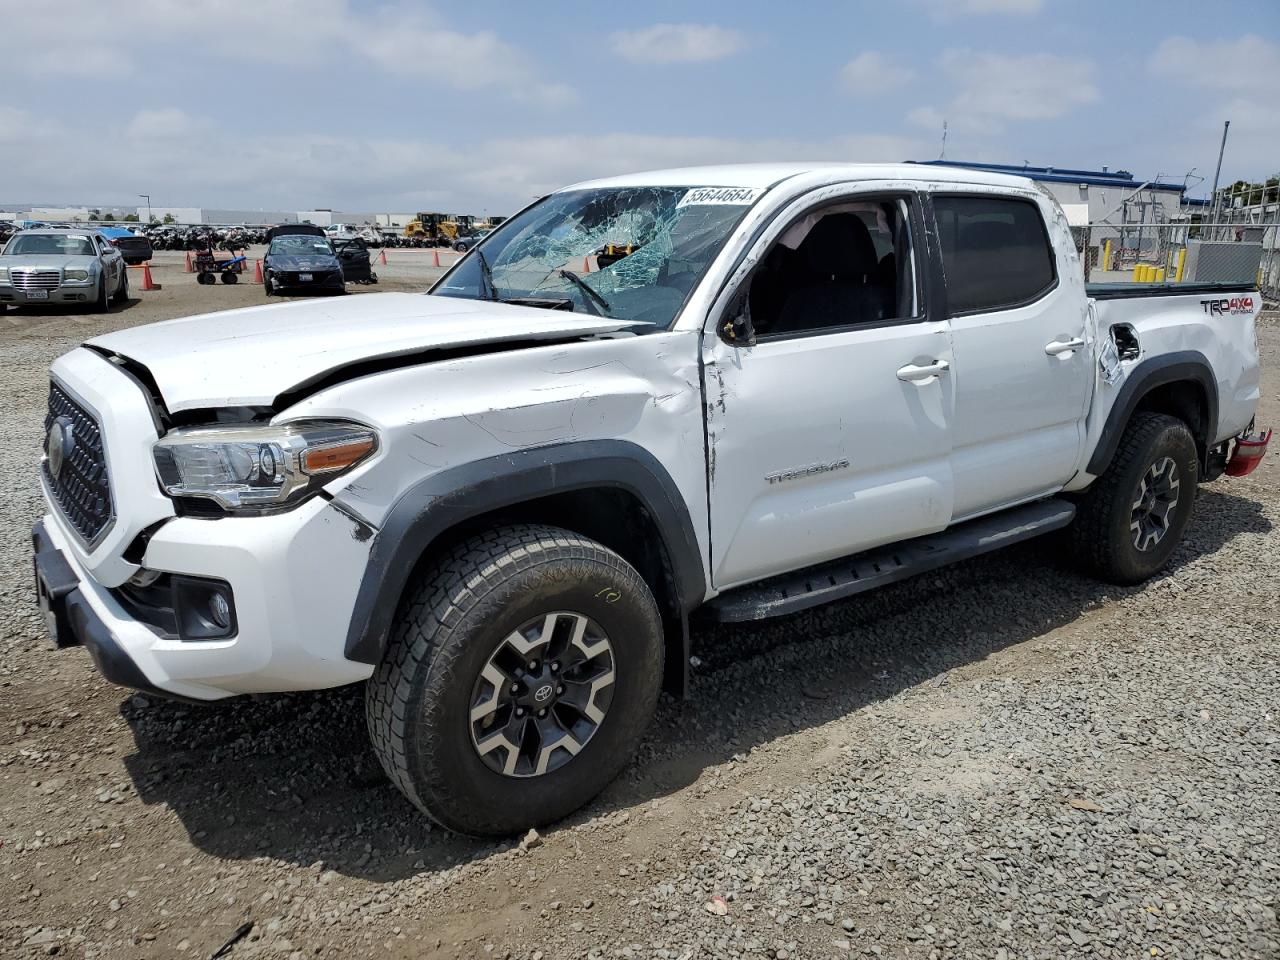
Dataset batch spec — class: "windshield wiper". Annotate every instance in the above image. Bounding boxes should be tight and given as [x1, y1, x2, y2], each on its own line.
[475, 248, 498, 301]
[557, 269, 611, 316]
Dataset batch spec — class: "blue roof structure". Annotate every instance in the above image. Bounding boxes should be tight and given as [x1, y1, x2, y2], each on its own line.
[908, 159, 1189, 193]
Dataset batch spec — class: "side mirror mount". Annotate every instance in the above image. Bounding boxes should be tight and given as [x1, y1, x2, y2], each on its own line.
[719, 295, 756, 347]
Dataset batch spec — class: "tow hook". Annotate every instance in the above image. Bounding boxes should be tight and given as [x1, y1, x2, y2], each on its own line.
[1225, 427, 1272, 477]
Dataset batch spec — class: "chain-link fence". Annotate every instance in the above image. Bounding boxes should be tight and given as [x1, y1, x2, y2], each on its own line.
[1074, 218, 1279, 300]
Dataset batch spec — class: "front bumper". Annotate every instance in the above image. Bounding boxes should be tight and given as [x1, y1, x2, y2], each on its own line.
[268, 269, 345, 293]
[0, 284, 97, 305]
[34, 521, 200, 702]
[36, 495, 378, 702]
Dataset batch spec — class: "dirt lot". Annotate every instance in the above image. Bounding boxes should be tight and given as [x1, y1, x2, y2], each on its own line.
[1, 264, 1277, 959]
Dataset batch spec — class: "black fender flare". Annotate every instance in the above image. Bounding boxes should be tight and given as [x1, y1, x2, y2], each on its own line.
[1086, 350, 1219, 476]
[341, 439, 707, 685]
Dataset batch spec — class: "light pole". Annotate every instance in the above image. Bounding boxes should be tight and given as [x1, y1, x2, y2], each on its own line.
[139, 194, 152, 224]
[1208, 121, 1229, 236]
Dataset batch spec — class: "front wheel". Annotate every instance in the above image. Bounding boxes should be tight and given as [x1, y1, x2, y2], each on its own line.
[113, 268, 129, 304]
[1070, 412, 1199, 585]
[95, 274, 111, 311]
[262, 271, 274, 296]
[366, 525, 664, 836]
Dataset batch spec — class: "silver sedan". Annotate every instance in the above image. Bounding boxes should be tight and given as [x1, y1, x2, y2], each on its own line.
[0, 229, 128, 310]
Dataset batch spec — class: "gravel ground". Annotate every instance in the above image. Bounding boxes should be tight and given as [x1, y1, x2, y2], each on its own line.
[0, 276, 1276, 959]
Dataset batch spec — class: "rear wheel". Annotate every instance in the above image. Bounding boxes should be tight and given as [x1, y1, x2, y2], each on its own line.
[221, 271, 238, 285]
[366, 525, 663, 836]
[1070, 412, 1198, 585]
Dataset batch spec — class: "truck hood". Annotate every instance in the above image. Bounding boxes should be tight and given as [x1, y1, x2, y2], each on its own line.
[87, 292, 639, 413]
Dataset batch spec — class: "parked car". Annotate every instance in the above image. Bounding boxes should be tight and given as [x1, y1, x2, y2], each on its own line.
[323, 223, 360, 242]
[332, 237, 378, 284]
[95, 226, 153, 265]
[0, 220, 17, 246]
[0, 228, 127, 310]
[453, 228, 491, 252]
[33, 164, 1267, 836]
[261, 225, 344, 297]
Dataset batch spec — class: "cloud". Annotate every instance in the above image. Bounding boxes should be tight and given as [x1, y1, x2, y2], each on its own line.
[609, 24, 749, 64]
[0, 0, 573, 104]
[1143, 35, 1279, 179]
[125, 108, 207, 139]
[839, 52, 916, 95]
[1148, 34, 1280, 91]
[0, 107, 927, 212]
[910, 50, 1098, 135]
[913, 0, 1043, 19]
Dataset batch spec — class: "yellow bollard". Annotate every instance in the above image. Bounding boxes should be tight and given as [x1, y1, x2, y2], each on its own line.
[1102, 239, 1113, 272]
[1154, 267, 1165, 282]
[1132, 264, 1142, 282]
[1174, 247, 1187, 282]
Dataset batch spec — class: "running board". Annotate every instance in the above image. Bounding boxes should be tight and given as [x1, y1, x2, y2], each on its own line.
[706, 498, 1076, 623]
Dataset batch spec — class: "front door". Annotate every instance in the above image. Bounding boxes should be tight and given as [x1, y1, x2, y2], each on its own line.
[704, 190, 956, 590]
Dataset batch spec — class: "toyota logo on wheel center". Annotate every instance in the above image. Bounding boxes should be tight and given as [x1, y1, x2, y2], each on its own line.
[533, 684, 554, 703]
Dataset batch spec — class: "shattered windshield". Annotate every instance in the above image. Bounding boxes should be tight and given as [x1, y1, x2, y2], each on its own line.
[431, 185, 763, 328]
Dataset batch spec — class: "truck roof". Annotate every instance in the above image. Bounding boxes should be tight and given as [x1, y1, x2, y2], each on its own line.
[563, 162, 1036, 194]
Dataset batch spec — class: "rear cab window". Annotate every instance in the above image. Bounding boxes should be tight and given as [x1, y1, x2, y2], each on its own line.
[932, 195, 1056, 314]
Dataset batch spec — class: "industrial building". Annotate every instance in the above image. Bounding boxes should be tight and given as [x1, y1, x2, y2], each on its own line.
[910, 160, 1195, 226]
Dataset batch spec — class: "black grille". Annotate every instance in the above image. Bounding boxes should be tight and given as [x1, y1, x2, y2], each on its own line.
[43, 383, 114, 545]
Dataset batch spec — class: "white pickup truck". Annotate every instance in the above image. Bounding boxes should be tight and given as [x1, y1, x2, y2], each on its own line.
[34, 164, 1268, 835]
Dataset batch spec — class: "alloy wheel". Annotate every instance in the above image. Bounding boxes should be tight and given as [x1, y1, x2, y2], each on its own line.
[1130, 456, 1180, 551]
[469, 611, 616, 778]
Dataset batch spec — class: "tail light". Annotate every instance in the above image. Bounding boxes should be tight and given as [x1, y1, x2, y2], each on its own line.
[1226, 428, 1271, 477]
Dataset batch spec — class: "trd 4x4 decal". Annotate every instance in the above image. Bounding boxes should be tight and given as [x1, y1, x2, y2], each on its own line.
[1201, 296, 1255, 316]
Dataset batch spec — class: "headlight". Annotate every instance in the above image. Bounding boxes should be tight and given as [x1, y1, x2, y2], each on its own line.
[0, 267, 8, 282]
[64, 269, 89, 281]
[153, 420, 377, 510]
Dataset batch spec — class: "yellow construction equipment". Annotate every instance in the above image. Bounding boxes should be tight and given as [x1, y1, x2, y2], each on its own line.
[403, 212, 462, 247]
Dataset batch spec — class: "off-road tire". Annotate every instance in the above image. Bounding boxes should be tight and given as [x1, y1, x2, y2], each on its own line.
[366, 524, 664, 836]
[1070, 412, 1198, 585]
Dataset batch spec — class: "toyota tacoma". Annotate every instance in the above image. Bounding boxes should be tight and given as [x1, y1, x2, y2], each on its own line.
[33, 164, 1268, 835]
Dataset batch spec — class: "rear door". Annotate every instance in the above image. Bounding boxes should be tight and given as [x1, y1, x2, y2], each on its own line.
[704, 187, 955, 590]
[929, 191, 1090, 519]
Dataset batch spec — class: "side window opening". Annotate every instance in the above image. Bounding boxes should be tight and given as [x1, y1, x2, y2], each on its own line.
[746, 198, 919, 338]
[932, 195, 1056, 315]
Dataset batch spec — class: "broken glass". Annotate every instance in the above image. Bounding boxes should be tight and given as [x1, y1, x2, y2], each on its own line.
[433, 186, 763, 328]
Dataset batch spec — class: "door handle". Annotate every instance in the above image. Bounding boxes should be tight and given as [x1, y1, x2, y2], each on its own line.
[896, 359, 950, 383]
[1045, 337, 1086, 356]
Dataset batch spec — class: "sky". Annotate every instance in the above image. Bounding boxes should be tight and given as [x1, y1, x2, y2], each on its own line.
[1, 0, 1277, 216]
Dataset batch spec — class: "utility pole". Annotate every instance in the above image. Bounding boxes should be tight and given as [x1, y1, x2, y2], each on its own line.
[939, 119, 948, 160]
[1208, 121, 1230, 233]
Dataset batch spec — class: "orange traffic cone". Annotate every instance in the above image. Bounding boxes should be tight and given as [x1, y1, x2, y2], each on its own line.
[134, 263, 160, 291]
[253, 259, 263, 284]
[432, 249, 441, 267]
[379, 249, 388, 265]
[184, 251, 193, 273]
